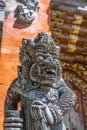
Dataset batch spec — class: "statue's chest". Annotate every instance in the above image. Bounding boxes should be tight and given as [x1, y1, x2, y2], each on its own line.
[21, 88, 59, 108]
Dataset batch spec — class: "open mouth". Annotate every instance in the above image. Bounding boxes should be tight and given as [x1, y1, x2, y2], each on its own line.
[30, 63, 57, 85]
[41, 66, 56, 80]
[40, 67, 57, 86]
[45, 68, 56, 78]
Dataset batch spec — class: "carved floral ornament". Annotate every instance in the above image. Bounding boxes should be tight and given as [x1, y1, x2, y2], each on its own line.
[16, 0, 39, 23]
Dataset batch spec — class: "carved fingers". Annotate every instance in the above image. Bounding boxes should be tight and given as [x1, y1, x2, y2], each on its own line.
[30, 100, 46, 120]
[31, 105, 43, 120]
[30, 100, 55, 124]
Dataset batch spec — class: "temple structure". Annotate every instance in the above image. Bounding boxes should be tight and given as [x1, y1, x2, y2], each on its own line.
[50, 1, 87, 130]
[0, 0, 87, 130]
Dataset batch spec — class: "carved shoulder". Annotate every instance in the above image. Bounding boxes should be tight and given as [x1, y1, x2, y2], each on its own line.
[9, 78, 23, 95]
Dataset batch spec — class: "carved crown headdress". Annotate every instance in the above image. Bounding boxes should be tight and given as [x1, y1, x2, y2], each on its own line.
[18, 32, 60, 80]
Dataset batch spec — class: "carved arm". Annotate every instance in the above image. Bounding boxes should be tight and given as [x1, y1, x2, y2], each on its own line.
[4, 82, 23, 130]
[50, 79, 76, 124]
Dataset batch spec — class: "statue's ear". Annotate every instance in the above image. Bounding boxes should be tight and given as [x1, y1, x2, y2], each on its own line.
[30, 63, 38, 82]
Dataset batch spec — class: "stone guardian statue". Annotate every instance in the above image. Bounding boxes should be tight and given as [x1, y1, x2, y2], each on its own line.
[4, 32, 76, 130]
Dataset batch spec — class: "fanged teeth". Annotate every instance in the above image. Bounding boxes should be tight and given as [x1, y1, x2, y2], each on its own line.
[46, 75, 55, 78]
[46, 68, 55, 73]
[41, 68, 56, 77]
[46, 66, 55, 69]
[35, 49, 43, 52]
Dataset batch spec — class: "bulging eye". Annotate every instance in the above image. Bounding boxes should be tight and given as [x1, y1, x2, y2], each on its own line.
[36, 56, 44, 62]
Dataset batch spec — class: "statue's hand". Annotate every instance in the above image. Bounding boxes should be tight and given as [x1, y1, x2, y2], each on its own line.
[30, 100, 46, 120]
[31, 100, 54, 124]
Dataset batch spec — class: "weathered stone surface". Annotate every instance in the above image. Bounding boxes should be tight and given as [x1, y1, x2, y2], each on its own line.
[4, 32, 76, 130]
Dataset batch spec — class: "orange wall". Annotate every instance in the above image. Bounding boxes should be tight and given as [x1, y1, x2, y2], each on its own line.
[0, 0, 50, 129]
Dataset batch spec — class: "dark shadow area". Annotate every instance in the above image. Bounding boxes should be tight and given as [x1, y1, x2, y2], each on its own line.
[13, 18, 31, 29]
[5, 11, 10, 19]
[15, 0, 21, 2]
[51, 0, 87, 7]
[46, 5, 50, 31]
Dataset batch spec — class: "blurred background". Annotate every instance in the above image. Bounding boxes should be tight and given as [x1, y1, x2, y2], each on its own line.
[0, 0, 87, 130]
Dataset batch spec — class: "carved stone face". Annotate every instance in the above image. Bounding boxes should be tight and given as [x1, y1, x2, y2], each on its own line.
[17, 0, 39, 23]
[30, 44, 59, 88]
[19, 32, 61, 88]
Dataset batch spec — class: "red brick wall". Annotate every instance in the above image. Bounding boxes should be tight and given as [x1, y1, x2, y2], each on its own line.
[0, 0, 50, 129]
